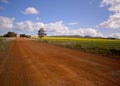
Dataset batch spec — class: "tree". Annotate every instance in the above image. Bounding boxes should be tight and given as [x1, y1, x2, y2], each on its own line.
[38, 28, 46, 39]
[3, 32, 17, 37]
[20, 34, 31, 38]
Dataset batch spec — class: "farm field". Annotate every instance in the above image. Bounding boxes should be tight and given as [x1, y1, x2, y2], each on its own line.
[0, 37, 120, 86]
[33, 36, 120, 58]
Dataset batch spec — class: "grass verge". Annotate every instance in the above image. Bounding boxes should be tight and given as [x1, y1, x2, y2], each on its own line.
[34, 36, 120, 59]
[0, 37, 12, 66]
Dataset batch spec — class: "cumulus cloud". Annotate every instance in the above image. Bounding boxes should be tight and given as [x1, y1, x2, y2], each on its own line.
[100, 0, 120, 13]
[0, 16, 15, 29]
[98, 13, 120, 29]
[44, 21, 69, 35]
[68, 28, 103, 37]
[0, 15, 103, 37]
[21, 7, 39, 15]
[0, 0, 8, 3]
[45, 21, 102, 37]
[98, 0, 120, 29]
[16, 20, 44, 31]
[68, 22, 78, 25]
[16, 21, 69, 34]
[15, 20, 103, 37]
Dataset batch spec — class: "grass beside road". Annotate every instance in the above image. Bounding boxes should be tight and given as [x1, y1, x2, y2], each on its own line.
[0, 37, 11, 65]
[33, 36, 120, 59]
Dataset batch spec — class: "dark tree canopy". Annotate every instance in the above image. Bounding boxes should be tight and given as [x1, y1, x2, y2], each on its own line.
[38, 28, 46, 38]
[3, 32, 17, 37]
[20, 34, 31, 38]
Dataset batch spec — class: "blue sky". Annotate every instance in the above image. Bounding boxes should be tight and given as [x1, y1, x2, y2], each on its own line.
[0, 0, 120, 38]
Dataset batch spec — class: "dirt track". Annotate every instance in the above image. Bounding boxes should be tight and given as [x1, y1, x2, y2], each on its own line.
[0, 38, 120, 86]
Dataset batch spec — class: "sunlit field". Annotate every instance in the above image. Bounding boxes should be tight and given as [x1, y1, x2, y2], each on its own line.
[33, 36, 120, 58]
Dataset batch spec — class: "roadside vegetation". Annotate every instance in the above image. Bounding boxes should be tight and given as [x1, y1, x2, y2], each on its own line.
[32, 36, 120, 59]
[0, 37, 11, 66]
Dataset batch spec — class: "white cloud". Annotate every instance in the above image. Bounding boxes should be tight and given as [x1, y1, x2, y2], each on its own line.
[98, 13, 120, 29]
[21, 7, 39, 15]
[15, 20, 103, 37]
[0, 16, 15, 29]
[44, 21, 102, 37]
[68, 28, 103, 37]
[0, 16, 103, 37]
[100, 0, 120, 13]
[98, 0, 120, 29]
[68, 22, 78, 25]
[111, 33, 120, 39]
[44, 21, 69, 35]
[0, 0, 8, 3]
[16, 20, 44, 31]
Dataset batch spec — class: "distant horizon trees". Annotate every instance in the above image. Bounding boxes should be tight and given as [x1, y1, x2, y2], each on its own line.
[2, 31, 32, 38]
[20, 34, 31, 38]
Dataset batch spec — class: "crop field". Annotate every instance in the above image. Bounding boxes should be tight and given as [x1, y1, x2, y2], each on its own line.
[33, 36, 120, 58]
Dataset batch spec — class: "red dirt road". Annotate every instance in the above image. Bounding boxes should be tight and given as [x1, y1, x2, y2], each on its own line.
[0, 38, 120, 86]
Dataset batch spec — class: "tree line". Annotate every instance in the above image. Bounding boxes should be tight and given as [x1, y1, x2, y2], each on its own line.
[2, 28, 46, 38]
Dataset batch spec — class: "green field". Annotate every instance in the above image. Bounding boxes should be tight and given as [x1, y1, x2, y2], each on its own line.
[34, 36, 120, 58]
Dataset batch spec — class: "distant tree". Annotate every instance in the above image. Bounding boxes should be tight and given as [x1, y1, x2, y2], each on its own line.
[38, 28, 46, 39]
[20, 34, 31, 38]
[3, 32, 17, 37]
[20, 34, 26, 37]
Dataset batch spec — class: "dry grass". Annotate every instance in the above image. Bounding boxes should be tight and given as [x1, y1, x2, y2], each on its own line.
[0, 38, 11, 65]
